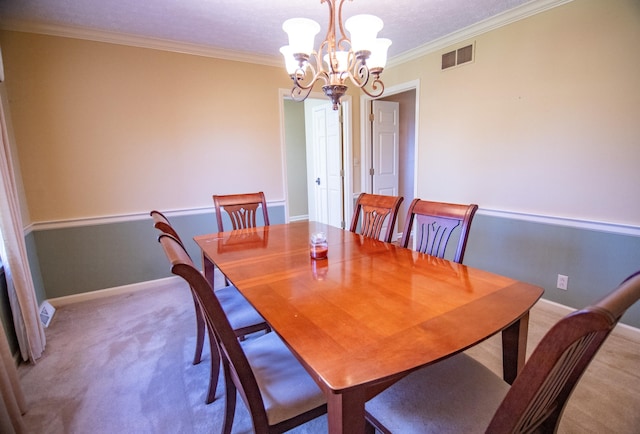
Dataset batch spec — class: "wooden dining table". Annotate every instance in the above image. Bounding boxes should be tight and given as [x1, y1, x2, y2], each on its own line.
[194, 221, 544, 434]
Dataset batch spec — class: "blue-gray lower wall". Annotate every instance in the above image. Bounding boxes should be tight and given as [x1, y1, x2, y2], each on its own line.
[464, 214, 640, 328]
[25, 231, 46, 304]
[25, 206, 640, 328]
[28, 205, 286, 300]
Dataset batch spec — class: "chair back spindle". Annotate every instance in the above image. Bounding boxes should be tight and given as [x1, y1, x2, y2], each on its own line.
[158, 234, 326, 432]
[350, 193, 404, 243]
[150, 210, 182, 242]
[364, 271, 640, 433]
[487, 271, 640, 433]
[213, 192, 270, 231]
[401, 199, 478, 264]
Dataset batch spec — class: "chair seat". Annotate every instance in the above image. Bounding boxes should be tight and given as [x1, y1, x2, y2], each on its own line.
[365, 353, 509, 434]
[216, 285, 266, 331]
[241, 331, 326, 426]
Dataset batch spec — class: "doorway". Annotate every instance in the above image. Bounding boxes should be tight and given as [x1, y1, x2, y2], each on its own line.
[361, 81, 419, 240]
[281, 91, 353, 228]
[280, 81, 417, 237]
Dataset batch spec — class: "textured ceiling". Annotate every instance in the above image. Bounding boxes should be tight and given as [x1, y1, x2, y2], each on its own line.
[0, 0, 539, 63]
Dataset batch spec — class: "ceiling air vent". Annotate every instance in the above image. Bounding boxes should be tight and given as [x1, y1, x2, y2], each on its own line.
[442, 43, 474, 70]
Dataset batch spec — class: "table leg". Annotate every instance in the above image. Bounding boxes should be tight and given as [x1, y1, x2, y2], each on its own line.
[202, 253, 215, 288]
[502, 311, 529, 385]
[327, 388, 366, 434]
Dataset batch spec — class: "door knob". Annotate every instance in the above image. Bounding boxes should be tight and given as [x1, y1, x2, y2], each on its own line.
[315, 177, 321, 185]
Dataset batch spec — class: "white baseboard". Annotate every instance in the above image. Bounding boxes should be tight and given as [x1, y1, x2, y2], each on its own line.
[47, 276, 184, 307]
[536, 298, 640, 341]
[289, 214, 309, 222]
[535, 297, 574, 315]
[46, 278, 640, 342]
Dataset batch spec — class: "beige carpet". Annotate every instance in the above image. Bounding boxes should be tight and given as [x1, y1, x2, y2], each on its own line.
[17, 279, 640, 433]
[18, 280, 326, 433]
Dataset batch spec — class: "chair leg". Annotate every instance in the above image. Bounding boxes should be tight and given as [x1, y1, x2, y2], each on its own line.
[192, 295, 205, 365]
[365, 413, 389, 434]
[205, 327, 221, 404]
[222, 364, 237, 434]
[365, 420, 377, 434]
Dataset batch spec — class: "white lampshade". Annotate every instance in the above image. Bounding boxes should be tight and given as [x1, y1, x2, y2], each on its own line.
[282, 18, 321, 55]
[368, 38, 392, 70]
[323, 51, 349, 73]
[280, 46, 299, 75]
[345, 14, 383, 53]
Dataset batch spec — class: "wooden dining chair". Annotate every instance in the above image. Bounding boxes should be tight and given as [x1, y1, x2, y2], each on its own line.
[150, 210, 181, 240]
[155, 233, 271, 404]
[151, 211, 270, 404]
[349, 193, 404, 243]
[400, 199, 478, 264]
[151, 210, 210, 367]
[159, 234, 327, 433]
[365, 271, 640, 434]
[213, 191, 270, 232]
[151, 210, 271, 344]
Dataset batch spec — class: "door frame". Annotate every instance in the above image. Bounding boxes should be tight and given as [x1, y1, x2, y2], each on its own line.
[359, 79, 420, 201]
[279, 89, 353, 226]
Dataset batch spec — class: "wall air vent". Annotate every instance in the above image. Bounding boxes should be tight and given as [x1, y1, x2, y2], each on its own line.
[442, 43, 475, 70]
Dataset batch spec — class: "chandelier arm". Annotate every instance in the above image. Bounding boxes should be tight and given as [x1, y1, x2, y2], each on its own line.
[360, 76, 385, 98]
[348, 60, 370, 88]
[291, 85, 314, 102]
[347, 61, 384, 98]
[317, 40, 330, 70]
[292, 61, 324, 91]
[322, 0, 336, 51]
[291, 68, 329, 102]
[292, 70, 314, 91]
[336, 0, 349, 46]
[283, 0, 386, 110]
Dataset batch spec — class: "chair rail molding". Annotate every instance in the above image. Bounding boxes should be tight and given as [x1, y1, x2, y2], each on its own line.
[24, 200, 287, 233]
[478, 208, 640, 237]
[24, 204, 639, 238]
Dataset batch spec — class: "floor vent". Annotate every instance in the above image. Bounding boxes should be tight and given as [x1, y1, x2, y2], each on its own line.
[39, 301, 56, 327]
[442, 43, 474, 70]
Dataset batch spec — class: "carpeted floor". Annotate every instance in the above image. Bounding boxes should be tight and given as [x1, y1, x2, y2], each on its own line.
[18, 280, 327, 433]
[17, 278, 640, 433]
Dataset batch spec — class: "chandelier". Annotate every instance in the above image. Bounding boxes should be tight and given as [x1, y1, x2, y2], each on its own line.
[280, 0, 391, 110]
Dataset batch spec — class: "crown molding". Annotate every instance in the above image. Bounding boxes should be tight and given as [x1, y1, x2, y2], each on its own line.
[1, 0, 572, 69]
[387, 0, 574, 68]
[0, 19, 282, 67]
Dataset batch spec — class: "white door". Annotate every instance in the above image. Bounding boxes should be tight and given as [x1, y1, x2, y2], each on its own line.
[371, 100, 400, 197]
[368, 99, 400, 240]
[306, 101, 344, 228]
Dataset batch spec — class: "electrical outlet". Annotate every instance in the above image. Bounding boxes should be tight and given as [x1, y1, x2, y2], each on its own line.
[557, 274, 569, 290]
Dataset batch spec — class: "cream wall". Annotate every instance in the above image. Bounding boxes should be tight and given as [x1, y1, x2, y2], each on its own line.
[0, 31, 294, 223]
[0, 1, 637, 227]
[283, 99, 308, 218]
[382, 0, 640, 226]
[0, 83, 31, 226]
[0, 0, 639, 324]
